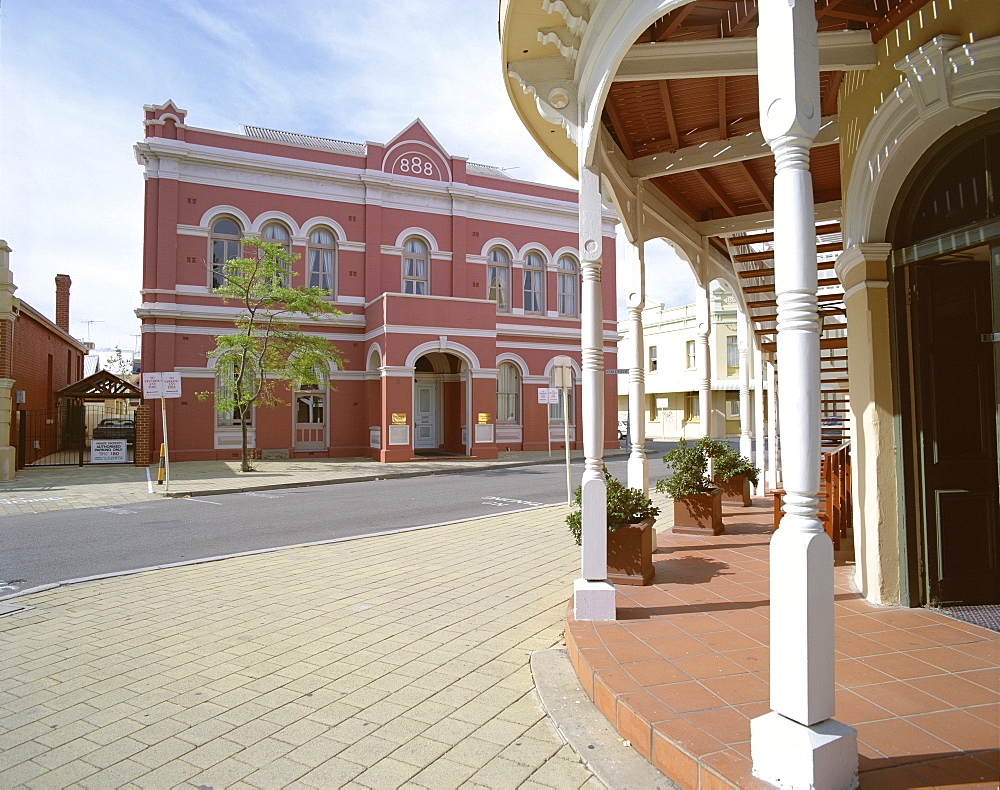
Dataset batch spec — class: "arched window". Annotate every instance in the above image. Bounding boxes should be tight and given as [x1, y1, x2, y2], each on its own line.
[496, 362, 521, 424]
[215, 354, 257, 427]
[403, 238, 429, 294]
[557, 255, 578, 316]
[487, 248, 510, 312]
[307, 228, 337, 292]
[549, 365, 575, 423]
[261, 223, 292, 286]
[523, 252, 545, 313]
[210, 217, 243, 289]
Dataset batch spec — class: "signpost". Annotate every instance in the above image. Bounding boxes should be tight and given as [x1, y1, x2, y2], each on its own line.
[551, 356, 574, 506]
[142, 372, 182, 492]
[537, 387, 559, 457]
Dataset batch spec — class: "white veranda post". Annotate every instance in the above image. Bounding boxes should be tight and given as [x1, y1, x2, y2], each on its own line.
[753, 343, 767, 496]
[624, 239, 648, 495]
[750, 1, 858, 787]
[572, 163, 615, 621]
[767, 357, 780, 489]
[695, 283, 712, 438]
[738, 307, 752, 460]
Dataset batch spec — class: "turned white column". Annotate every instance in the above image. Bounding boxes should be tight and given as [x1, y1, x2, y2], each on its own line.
[753, 343, 767, 496]
[573, 163, 615, 621]
[737, 309, 752, 459]
[750, 1, 858, 787]
[766, 356, 780, 489]
[625, 241, 648, 495]
[695, 283, 712, 437]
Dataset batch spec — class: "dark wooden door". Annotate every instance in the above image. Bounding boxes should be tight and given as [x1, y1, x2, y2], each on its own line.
[911, 257, 1000, 605]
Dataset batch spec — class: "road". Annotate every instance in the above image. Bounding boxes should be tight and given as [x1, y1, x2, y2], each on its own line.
[0, 456, 672, 596]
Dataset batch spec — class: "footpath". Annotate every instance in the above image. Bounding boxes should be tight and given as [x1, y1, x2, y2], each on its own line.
[0, 450, 673, 789]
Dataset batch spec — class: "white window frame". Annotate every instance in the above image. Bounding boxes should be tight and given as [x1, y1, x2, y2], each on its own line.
[488, 248, 511, 312]
[215, 354, 256, 428]
[496, 362, 521, 425]
[649, 345, 658, 372]
[523, 252, 545, 314]
[557, 255, 578, 316]
[210, 216, 243, 289]
[684, 391, 700, 423]
[686, 340, 697, 370]
[307, 227, 337, 294]
[403, 238, 429, 295]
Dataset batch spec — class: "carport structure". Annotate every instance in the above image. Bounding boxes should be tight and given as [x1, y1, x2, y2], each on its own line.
[501, 1, 1000, 786]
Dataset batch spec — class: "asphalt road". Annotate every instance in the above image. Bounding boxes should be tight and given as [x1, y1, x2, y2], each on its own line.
[0, 455, 672, 596]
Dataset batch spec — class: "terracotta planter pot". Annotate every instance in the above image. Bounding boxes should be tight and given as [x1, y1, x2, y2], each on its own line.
[607, 517, 655, 586]
[714, 474, 752, 507]
[671, 489, 724, 535]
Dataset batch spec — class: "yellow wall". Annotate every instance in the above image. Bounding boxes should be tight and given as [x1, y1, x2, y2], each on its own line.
[840, 0, 1000, 185]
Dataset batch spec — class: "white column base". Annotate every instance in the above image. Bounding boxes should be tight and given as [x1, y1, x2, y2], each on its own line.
[626, 453, 648, 496]
[573, 579, 616, 621]
[751, 712, 858, 790]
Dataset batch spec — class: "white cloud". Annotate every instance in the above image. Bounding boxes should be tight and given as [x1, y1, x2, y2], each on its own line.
[0, 0, 691, 361]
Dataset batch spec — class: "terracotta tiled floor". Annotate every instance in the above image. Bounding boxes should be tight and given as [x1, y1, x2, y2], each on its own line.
[565, 499, 1000, 789]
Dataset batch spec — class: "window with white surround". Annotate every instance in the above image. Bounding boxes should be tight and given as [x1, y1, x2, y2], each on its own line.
[487, 248, 510, 311]
[402, 238, 429, 294]
[649, 345, 658, 372]
[685, 392, 699, 422]
[496, 362, 520, 424]
[262, 222, 292, 286]
[548, 366, 575, 423]
[557, 255, 578, 316]
[523, 252, 544, 314]
[726, 391, 740, 419]
[726, 335, 739, 375]
[686, 340, 696, 369]
[307, 228, 336, 293]
[210, 217, 243, 289]
[215, 354, 256, 428]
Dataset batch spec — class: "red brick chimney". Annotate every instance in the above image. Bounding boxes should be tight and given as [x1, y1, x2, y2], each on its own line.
[55, 274, 71, 333]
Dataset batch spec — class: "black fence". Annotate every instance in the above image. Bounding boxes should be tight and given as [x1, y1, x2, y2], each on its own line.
[17, 400, 136, 467]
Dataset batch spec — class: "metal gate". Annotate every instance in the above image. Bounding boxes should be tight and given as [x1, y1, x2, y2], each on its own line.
[17, 400, 136, 467]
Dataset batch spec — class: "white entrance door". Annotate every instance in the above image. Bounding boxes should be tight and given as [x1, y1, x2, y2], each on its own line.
[293, 392, 327, 451]
[414, 381, 437, 449]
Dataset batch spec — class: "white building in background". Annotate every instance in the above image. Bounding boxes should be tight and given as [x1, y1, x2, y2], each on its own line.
[617, 287, 765, 442]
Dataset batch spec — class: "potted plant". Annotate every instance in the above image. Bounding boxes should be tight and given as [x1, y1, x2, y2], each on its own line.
[567, 467, 660, 585]
[700, 438, 760, 507]
[655, 439, 724, 535]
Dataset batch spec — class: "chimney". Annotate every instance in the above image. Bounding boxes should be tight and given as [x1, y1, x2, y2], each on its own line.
[55, 274, 71, 333]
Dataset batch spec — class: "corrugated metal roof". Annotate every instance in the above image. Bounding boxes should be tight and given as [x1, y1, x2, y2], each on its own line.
[241, 126, 366, 156]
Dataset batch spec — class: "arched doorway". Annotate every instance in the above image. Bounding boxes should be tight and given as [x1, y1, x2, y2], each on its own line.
[890, 114, 1000, 606]
[412, 352, 468, 456]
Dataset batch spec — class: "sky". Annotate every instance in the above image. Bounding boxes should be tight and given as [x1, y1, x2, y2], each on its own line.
[0, 0, 696, 361]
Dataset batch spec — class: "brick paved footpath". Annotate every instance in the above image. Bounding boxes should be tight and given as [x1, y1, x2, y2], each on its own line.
[0, 505, 605, 789]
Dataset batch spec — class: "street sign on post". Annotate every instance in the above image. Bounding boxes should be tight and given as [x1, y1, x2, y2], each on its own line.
[142, 372, 183, 492]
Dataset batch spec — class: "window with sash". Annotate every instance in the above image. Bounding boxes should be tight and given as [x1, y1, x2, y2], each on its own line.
[523, 252, 544, 313]
[307, 228, 336, 292]
[557, 255, 578, 316]
[496, 362, 521, 424]
[403, 238, 429, 294]
[487, 248, 510, 311]
[210, 217, 243, 289]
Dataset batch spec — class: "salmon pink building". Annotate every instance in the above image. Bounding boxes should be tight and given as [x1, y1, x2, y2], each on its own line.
[134, 102, 619, 462]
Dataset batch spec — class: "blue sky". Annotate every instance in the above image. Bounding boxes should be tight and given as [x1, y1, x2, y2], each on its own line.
[0, 0, 695, 358]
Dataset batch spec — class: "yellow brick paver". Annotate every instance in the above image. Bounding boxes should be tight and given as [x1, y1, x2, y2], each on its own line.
[0, 505, 600, 788]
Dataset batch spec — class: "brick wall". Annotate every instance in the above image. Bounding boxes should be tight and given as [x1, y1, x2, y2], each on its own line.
[134, 404, 152, 466]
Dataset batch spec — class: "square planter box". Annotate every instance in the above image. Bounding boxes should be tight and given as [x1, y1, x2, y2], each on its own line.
[671, 489, 724, 535]
[715, 474, 752, 507]
[607, 517, 656, 586]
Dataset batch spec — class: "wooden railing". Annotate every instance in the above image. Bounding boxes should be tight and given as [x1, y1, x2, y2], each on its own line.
[771, 441, 852, 550]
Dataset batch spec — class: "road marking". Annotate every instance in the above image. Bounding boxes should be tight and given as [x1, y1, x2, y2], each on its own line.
[482, 496, 545, 507]
[0, 497, 64, 505]
[146, 467, 153, 493]
[180, 498, 223, 506]
[242, 492, 285, 499]
[98, 507, 138, 515]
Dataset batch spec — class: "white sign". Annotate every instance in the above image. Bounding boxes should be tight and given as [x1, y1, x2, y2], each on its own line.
[537, 387, 560, 404]
[92, 439, 128, 464]
[142, 372, 182, 399]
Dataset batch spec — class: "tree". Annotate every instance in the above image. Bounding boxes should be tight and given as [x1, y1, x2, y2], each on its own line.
[200, 237, 342, 471]
[106, 347, 133, 379]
